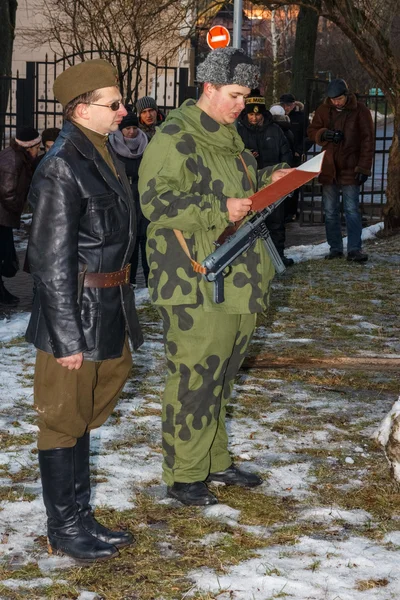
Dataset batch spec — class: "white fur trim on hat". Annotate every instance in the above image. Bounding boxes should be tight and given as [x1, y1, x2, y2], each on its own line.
[15, 135, 42, 148]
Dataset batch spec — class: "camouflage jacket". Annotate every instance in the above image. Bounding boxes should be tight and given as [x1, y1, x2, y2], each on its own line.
[139, 98, 279, 313]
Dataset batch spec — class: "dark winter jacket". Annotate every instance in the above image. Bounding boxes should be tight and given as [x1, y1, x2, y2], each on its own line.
[26, 121, 143, 360]
[307, 94, 374, 185]
[237, 112, 293, 169]
[0, 140, 34, 228]
[117, 154, 149, 237]
[288, 102, 308, 158]
[271, 115, 296, 165]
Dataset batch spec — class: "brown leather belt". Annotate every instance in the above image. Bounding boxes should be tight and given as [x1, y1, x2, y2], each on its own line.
[83, 264, 131, 288]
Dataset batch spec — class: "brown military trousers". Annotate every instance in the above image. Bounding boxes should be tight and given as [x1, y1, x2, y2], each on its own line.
[33, 337, 132, 450]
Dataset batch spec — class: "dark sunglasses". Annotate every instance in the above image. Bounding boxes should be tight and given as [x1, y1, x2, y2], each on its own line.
[89, 100, 123, 112]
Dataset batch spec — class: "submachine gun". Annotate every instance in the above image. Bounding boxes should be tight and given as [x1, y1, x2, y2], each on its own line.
[200, 152, 326, 304]
[202, 197, 286, 304]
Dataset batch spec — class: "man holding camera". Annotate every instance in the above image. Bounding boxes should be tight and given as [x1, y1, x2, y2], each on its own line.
[308, 79, 374, 262]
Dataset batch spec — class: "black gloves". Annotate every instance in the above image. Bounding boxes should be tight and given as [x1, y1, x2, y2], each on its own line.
[356, 172, 369, 185]
[321, 129, 344, 143]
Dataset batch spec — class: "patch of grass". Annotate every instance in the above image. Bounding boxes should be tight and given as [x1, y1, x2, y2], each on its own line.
[214, 486, 298, 528]
[253, 368, 399, 394]
[307, 449, 400, 539]
[0, 432, 36, 449]
[0, 336, 26, 349]
[0, 486, 37, 503]
[270, 418, 323, 435]
[0, 563, 43, 581]
[0, 583, 83, 599]
[356, 578, 389, 591]
[8, 465, 38, 484]
[306, 559, 321, 572]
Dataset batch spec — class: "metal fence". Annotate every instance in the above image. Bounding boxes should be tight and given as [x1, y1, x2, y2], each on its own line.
[300, 78, 392, 224]
[0, 50, 190, 149]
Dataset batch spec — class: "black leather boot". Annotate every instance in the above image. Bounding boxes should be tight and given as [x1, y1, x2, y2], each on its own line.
[167, 482, 218, 506]
[74, 433, 134, 548]
[38, 448, 119, 561]
[206, 464, 263, 487]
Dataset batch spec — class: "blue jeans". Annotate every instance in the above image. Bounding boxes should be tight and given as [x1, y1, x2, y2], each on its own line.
[322, 184, 362, 254]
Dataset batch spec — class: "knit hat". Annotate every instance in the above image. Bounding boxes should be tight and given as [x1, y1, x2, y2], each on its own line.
[41, 127, 61, 146]
[279, 93, 295, 104]
[269, 104, 285, 116]
[326, 78, 349, 98]
[15, 127, 41, 148]
[119, 112, 139, 131]
[196, 48, 259, 89]
[245, 89, 266, 114]
[53, 59, 118, 107]
[136, 96, 158, 115]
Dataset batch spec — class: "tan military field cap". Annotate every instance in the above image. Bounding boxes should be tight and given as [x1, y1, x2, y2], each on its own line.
[53, 59, 118, 107]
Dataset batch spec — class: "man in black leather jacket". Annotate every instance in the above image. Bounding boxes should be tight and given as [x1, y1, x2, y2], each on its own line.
[26, 59, 143, 562]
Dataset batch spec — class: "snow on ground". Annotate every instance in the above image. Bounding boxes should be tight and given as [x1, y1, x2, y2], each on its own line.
[188, 536, 400, 599]
[286, 222, 384, 263]
[1, 224, 399, 599]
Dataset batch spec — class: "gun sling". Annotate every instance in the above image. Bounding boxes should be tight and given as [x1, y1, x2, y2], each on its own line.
[173, 154, 254, 275]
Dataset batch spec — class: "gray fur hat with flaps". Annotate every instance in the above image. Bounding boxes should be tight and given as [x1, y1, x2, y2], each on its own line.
[196, 48, 260, 89]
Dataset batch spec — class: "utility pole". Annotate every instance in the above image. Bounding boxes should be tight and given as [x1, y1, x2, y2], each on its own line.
[232, 0, 243, 48]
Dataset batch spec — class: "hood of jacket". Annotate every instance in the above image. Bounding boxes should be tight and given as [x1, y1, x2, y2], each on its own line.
[162, 98, 245, 156]
[271, 114, 291, 131]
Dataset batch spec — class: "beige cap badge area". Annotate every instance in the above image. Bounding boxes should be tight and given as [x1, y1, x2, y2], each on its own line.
[53, 59, 118, 107]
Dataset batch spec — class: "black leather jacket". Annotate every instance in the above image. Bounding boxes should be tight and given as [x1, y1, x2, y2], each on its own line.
[25, 121, 143, 360]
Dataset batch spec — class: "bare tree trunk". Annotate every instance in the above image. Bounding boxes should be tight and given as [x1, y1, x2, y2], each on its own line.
[270, 9, 279, 101]
[291, 5, 319, 103]
[384, 107, 400, 231]
[0, 0, 18, 144]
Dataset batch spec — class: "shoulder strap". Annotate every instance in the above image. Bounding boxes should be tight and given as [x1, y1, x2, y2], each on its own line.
[173, 154, 253, 275]
[173, 229, 207, 275]
[239, 153, 255, 193]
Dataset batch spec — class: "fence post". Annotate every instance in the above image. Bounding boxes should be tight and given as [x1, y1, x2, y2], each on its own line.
[16, 62, 35, 129]
[178, 68, 189, 106]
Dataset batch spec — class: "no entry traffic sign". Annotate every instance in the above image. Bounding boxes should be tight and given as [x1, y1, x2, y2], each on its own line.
[207, 25, 231, 50]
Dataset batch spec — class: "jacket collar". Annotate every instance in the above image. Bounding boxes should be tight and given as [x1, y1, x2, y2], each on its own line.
[60, 121, 129, 200]
[324, 93, 358, 111]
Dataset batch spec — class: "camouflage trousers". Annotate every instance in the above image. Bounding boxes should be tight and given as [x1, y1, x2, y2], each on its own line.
[158, 305, 257, 485]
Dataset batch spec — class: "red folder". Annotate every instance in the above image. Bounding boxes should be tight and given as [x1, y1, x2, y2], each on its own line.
[250, 152, 325, 212]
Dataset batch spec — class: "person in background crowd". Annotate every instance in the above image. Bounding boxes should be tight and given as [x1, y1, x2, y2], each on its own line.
[136, 96, 165, 139]
[307, 78, 374, 262]
[280, 93, 310, 220]
[0, 127, 41, 304]
[269, 104, 296, 157]
[139, 48, 290, 507]
[269, 104, 297, 223]
[42, 127, 61, 153]
[280, 93, 307, 159]
[109, 111, 149, 285]
[237, 92, 294, 267]
[33, 127, 61, 170]
[26, 59, 143, 562]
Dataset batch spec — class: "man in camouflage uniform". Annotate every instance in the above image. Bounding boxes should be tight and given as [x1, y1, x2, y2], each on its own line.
[139, 48, 288, 506]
